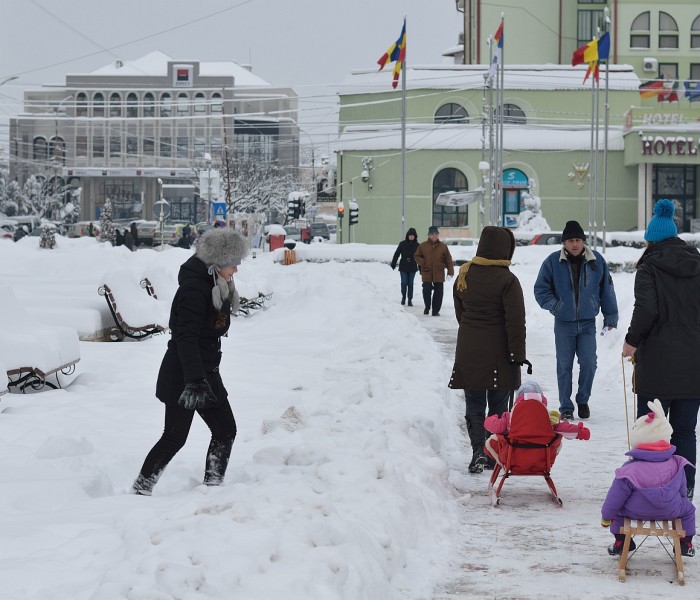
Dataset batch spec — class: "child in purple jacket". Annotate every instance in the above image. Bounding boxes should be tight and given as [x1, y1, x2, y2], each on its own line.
[601, 399, 695, 556]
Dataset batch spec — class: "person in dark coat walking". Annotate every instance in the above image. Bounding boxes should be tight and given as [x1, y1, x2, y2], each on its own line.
[449, 226, 528, 473]
[131, 228, 249, 495]
[414, 225, 454, 316]
[622, 199, 700, 500]
[130, 221, 139, 246]
[390, 227, 419, 305]
[123, 228, 134, 251]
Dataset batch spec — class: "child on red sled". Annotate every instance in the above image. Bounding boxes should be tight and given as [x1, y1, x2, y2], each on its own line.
[601, 399, 696, 556]
[484, 379, 590, 447]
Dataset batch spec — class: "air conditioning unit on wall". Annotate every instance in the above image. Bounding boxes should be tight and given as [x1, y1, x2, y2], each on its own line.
[643, 57, 658, 72]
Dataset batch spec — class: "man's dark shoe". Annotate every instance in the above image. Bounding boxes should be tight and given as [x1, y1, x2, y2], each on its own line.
[432, 312, 440, 317]
[560, 410, 574, 421]
[401, 297, 406, 305]
[424, 307, 430, 315]
[407, 300, 413, 307]
[577, 403, 590, 420]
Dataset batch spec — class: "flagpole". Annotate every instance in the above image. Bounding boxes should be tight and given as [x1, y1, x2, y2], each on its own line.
[400, 17, 407, 237]
[488, 35, 495, 226]
[588, 63, 595, 247]
[602, 9, 611, 252]
[498, 14, 505, 226]
[594, 65, 600, 250]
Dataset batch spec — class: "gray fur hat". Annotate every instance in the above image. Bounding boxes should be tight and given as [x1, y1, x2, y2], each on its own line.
[195, 228, 249, 268]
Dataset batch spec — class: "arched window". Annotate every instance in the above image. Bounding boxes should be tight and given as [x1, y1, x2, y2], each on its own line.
[692, 16, 700, 49]
[435, 103, 468, 124]
[109, 92, 122, 117]
[194, 92, 206, 114]
[160, 93, 171, 117]
[33, 137, 48, 161]
[49, 136, 66, 163]
[432, 167, 468, 228]
[76, 92, 88, 117]
[211, 93, 223, 113]
[630, 11, 650, 49]
[659, 12, 679, 49]
[177, 93, 189, 116]
[93, 93, 105, 117]
[143, 92, 155, 117]
[126, 93, 138, 118]
[496, 103, 526, 125]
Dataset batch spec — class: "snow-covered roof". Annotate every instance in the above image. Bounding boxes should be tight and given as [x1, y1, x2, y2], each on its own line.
[338, 64, 641, 95]
[334, 123, 625, 152]
[83, 51, 271, 87]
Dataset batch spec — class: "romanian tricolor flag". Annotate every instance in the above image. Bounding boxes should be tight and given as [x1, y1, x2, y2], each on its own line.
[377, 19, 406, 89]
[639, 79, 664, 99]
[488, 22, 504, 78]
[572, 32, 610, 83]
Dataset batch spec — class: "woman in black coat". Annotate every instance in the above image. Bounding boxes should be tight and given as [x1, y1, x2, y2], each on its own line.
[132, 228, 248, 495]
[622, 199, 700, 499]
[390, 227, 419, 305]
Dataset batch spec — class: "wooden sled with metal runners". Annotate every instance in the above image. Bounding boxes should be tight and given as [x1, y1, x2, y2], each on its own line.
[618, 518, 687, 585]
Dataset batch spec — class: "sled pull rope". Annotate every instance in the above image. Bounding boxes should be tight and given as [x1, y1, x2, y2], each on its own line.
[621, 354, 637, 451]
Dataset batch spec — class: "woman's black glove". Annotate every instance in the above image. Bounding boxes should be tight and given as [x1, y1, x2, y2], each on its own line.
[510, 359, 533, 375]
[177, 379, 219, 410]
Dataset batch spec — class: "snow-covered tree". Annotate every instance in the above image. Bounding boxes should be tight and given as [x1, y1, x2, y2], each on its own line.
[515, 192, 551, 231]
[39, 225, 56, 249]
[98, 198, 116, 245]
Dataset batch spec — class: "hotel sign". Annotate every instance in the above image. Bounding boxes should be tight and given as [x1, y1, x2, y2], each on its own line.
[641, 136, 698, 157]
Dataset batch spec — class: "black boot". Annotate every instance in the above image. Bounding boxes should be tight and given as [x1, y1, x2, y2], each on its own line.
[203, 437, 234, 486]
[465, 414, 487, 474]
[131, 472, 160, 496]
[401, 295, 406, 305]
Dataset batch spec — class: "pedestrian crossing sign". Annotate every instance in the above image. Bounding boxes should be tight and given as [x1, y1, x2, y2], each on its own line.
[213, 202, 227, 218]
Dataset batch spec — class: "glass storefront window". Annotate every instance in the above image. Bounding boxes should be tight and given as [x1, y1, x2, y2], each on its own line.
[98, 179, 142, 220]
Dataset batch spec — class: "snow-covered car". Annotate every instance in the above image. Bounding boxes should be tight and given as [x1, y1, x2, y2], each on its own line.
[283, 226, 302, 242]
[0, 220, 16, 240]
[136, 221, 159, 246]
[29, 223, 64, 236]
[65, 221, 100, 238]
[310, 222, 330, 240]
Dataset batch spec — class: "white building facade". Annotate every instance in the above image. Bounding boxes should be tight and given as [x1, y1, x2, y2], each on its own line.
[9, 51, 299, 223]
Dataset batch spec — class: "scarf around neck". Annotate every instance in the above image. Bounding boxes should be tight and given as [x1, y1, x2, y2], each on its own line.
[455, 256, 511, 292]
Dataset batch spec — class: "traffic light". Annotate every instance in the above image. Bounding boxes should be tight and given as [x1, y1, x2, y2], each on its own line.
[287, 198, 298, 220]
[348, 201, 359, 226]
[337, 202, 344, 220]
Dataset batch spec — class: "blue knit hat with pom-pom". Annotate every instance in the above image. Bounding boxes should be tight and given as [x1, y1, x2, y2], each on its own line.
[644, 199, 678, 242]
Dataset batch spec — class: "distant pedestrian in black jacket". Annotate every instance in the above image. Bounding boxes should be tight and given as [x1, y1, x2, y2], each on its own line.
[390, 227, 419, 306]
[131, 228, 249, 496]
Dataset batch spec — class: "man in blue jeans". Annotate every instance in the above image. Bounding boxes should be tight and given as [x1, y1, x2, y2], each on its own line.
[534, 220, 618, 420]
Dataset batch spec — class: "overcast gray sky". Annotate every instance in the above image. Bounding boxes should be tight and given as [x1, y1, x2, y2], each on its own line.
[0, 0, 462, 152]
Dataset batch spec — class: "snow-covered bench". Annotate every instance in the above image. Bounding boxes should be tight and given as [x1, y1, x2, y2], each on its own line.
[0, 364, 8, 397]
[98, 270, 170, 341]
[0, 288, 80, 393]
[141, 274, 272, 318]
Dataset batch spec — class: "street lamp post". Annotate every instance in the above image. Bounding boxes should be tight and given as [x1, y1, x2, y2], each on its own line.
[205, 152, 212, 225]
[50, 95, 73, 220]
[155, 178, 169, 251]
[478, 161, 490, 234]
